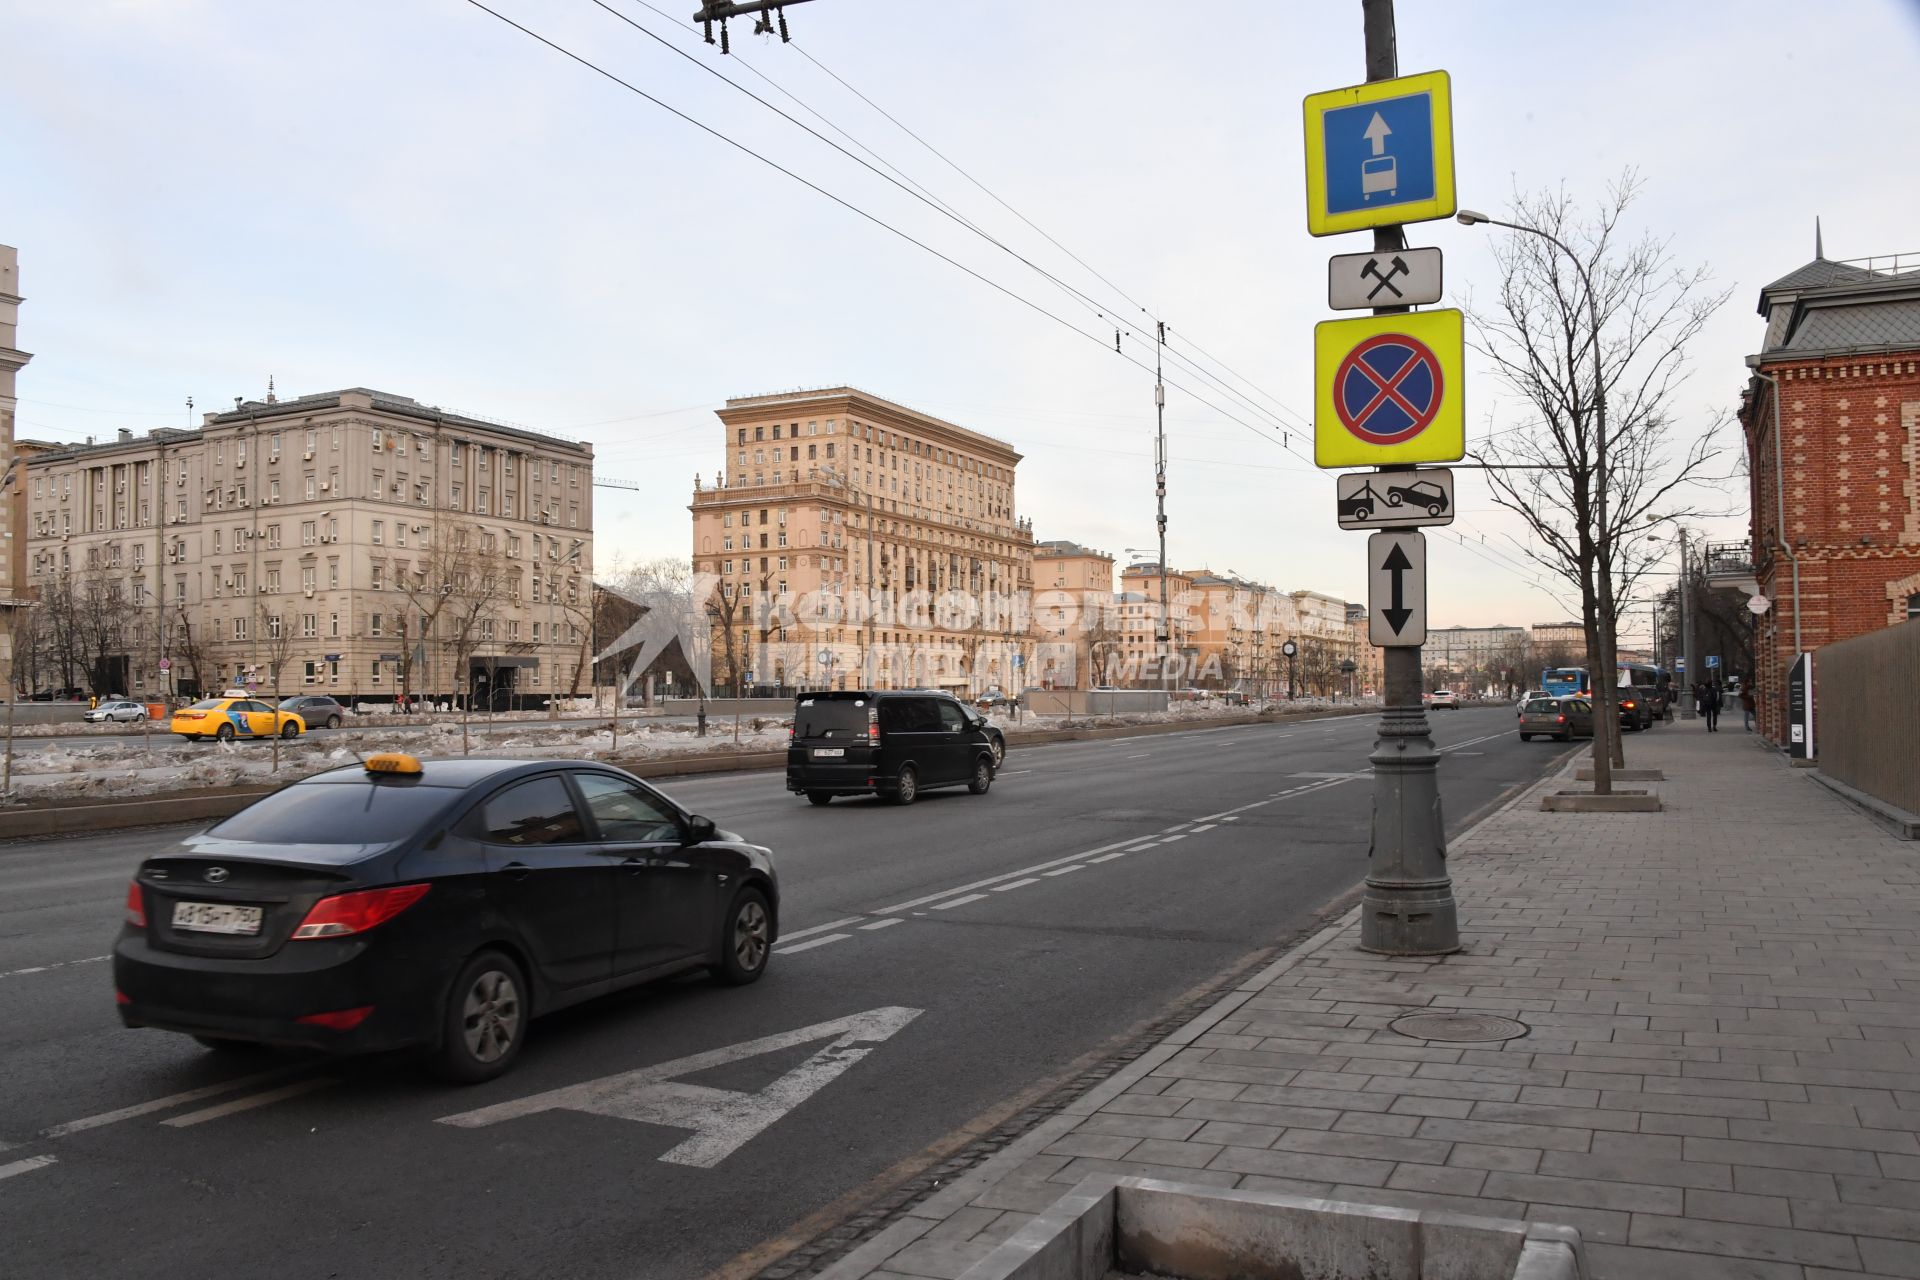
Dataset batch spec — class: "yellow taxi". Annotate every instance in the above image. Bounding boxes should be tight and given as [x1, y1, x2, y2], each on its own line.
[170, 693, 307, 742]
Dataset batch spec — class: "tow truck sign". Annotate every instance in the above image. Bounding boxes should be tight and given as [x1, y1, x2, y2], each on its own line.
[1335, 467, 1454, 530]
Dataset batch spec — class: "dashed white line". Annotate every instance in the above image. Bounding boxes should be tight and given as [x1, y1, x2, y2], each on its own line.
[161, 1077, 337, 1128]
[0, 955, 109, 982]
[777, 916, 866, 944]
[0, 1155, 56, 1182]
[858, 918, 904, 931]
[1160, 833, 1188, 843]
[777, 933, 852, 954]
[1042, 865, 1084, 877]
[1087, 852, 1128, 864]
[1125, 752, 1151, 759]
[932, 893, 989, 910]
[42, 1066, 302, 1138]
[1189, 823, 1218, 833]
[992, 878, 1041, 892]
[1124, 842, 1159, 852]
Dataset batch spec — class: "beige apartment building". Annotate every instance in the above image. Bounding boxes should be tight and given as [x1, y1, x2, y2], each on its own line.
[1116, 561, 1197, 683]
[689, 387, 1034, 694]
[1031, 539, 1115, 688]
[1, 246, 31, 688]
[21, 387, 594, 703]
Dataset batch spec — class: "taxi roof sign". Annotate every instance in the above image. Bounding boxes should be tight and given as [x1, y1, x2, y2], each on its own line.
[1303, 70, 1456, 237]
[365, 752, 425, 776]
[1314, 308, 1465, 468]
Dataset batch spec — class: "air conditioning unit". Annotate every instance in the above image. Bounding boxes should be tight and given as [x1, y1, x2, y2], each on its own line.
[238, 499, 250, 507]
[268, 454, 279, 464]
[305, 587, 314, 598]
[320, 535, 333, 543]
[319, 482, 330, 492]
[302, 450, 314, 461]
[236, 457, 245, 468]
[266, 496, 278, 505]
[258, 585, 268, 594]
[223, 579, 234, 589]
[116, 482, 126, 493]
[203, 495, 214, 507]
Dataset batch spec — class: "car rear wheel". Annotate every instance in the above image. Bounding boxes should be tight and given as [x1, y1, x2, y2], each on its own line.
[1519, 733, 1532, 741]
[214, 723, 235, 742]
[891, 765, 919, 806]
[712, 887, 772, 986]
[431, 950, 527, 1084]
[968, 758, 992, 795]
[990, 736, 1005, 767]
[806, 791, 833, 806]
[280, 722, 299, 739]
[326, 716, 342, 729]
[1555, 732, 1570, 742]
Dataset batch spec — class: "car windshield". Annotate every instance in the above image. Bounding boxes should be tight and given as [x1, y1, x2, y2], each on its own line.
[794, 698, 869, 739]
[211, 780, 455, 845]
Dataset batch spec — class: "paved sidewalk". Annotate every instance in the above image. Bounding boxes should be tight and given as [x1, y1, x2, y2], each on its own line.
[814, 718, 1920, 1280]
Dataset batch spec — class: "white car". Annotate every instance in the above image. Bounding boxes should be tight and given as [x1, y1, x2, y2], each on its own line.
[84, 699, 148, 724]
[1427, 689, 1460, 709]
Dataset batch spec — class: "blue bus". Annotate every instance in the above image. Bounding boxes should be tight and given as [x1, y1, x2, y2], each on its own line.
[1541, 663, 1672, 712]
[1541, 666, 1587, 698]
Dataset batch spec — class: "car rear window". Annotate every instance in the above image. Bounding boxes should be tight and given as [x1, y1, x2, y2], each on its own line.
[212, 780, 456, 845]
[795, 698, 870, 739]
[185, 699, 225, 711]
[1524, 698, 1559, 712]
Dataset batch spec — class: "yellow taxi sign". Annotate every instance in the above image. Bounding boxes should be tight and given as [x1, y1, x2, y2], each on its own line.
[365, 752, 425, 776]
[1303, 70, 1456, 237]
[1314, 308, 1465, 468]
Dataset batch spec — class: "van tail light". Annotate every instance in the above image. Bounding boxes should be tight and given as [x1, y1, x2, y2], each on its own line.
[291, 884, 430, 940]
[1556, 715, 1567, 724]
[125, 880, 146, 928]
[867, 708, 879, 742]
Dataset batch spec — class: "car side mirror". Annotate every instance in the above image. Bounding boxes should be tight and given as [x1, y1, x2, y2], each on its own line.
[685, 814, 717, 845]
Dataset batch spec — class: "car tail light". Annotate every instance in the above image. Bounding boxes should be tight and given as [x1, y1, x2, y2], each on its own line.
[125, 880, 146, 928]
[1623, 700, 1636, 709]
[295, 1006, 374, 1030]
[115, 989, 132, 1005]
[1556, 715, 1567, 723]
[291, 884, 430, 939]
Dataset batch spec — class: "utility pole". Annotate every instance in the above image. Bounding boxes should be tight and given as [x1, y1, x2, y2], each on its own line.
[1154, 320, 1170, 693]
[1356, 0, 1458, 956]
[1678, 527, 1697, 718]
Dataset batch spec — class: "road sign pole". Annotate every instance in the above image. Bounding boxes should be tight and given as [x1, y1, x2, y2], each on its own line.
[1358, 0, 1458, 958]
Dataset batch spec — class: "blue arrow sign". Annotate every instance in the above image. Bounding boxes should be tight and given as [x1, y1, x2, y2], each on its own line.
[1323, 91, 1436, 216]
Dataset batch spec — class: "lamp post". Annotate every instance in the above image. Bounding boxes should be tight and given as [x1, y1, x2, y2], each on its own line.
[1282, 639, 1297, 700]
[1457, 206, 1621, 783]
[547, 538, 583, 719]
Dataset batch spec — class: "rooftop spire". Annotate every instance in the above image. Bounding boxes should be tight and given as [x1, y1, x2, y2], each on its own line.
[1815, 216, 1825, 260]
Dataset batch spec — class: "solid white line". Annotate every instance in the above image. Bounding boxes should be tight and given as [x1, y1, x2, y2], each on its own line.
[42, 1066, 302, 1138]
[992, 878, 1041, 892]
[932, 893, 989, 911]
[0, 1155, 56, 1182]
[1042, 866, 1084, 877]
[1086, 852, 1127, 864]
[161, 1077, 336, 1128]
[1000, 769, 1034, 775]
[777, 916, 865, 944]
[776, 933, 852, 954]
[858, 918, 904, 931]
[0, 955, 109, 982]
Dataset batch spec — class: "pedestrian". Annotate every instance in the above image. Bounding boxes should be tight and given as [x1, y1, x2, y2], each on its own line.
[1703, 682, 1722, 732]
[1740, 681, 1756, 732]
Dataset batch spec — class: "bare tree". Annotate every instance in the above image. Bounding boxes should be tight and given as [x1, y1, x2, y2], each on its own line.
[1467, 175, 1728, 792]
[428, 523, 515, 754]
[257, 603, 296, 772]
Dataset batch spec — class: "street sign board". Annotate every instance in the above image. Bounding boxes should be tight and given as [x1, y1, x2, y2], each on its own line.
[1012, 654, 1025, 668]
[744, 670, 755, 683]
[1336, 466, 1454, 530]
[158, 658, 171, 671]
[1706, 655, 1721, 669]
[1367, 531, 1427, 647]
[1328, 246, 1443, 310]
[1314, 309, 1465, 467]
[1303, 70, 1456, 237]
[324, 653, 342, 662]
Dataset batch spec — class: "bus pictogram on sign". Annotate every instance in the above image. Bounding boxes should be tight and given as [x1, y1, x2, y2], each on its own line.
[1334, 333, 1443, 445]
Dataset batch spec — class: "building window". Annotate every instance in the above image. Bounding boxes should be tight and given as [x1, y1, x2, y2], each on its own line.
[371, 520, 384, 545]
[266, 614, 282, 640]
[1909, 593, 1920, 621]
[232, 616, 247, 641]
[301, 613, 317, 638]
[371, 613, 383, 637]
[330, 612, 340, 637]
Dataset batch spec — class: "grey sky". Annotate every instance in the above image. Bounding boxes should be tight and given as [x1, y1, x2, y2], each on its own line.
[5, 0, 1917, 642]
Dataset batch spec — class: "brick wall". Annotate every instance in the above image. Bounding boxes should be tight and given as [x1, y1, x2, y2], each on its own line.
[1743, 357, 1920, 746]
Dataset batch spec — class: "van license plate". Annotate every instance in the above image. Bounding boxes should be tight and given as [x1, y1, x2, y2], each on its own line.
[812, 748, 845, 758]
[172, 901, 264, 935]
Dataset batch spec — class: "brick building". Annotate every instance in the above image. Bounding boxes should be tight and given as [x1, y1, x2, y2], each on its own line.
[1736, 250, 1920, 745]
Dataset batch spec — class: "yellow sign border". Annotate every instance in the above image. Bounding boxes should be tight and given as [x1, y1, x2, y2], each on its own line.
[1303, 70, 1456, 237]
[1314, 308, 1465, 468]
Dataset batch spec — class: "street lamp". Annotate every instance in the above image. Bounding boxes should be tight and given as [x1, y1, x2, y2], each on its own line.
[1456, 207, 1622, 773]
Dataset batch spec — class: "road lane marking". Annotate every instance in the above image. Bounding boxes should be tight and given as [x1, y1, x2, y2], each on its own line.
[1042, 866, 1084, 876]
[1189, 824, 1217, 833]
[1160, 834, 1188, 843]
[1125, 752, 1151, 759]
[1124, 842, 1158, 852]
[1000, 769, 1034, 775]
[858, 918, 903, 931]
[438, 1007, 921, 1168]
[0, 1155, 56, 1182]
[991, 878, 1040, 892]
[1086, 852, 1127, 864]
[160, 1077, 337, 1128]
[932, 893, 989, 910]
[41, 1066, 304, 1138]
[776, 916, 866, 944]
[0, 955, 109, 982]
[776, 933, 851, 955]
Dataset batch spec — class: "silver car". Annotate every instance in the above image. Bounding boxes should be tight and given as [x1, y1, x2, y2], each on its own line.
[84, 699, 148, 724]
[1518, 695, 1593, 742]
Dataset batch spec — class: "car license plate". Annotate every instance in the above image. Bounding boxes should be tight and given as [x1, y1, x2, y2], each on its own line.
[171, 901, 264, 936]
[812, 748, 845, 758]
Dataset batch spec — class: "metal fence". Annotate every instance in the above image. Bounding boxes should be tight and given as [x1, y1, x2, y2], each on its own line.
[1817, 621, 1920, 814]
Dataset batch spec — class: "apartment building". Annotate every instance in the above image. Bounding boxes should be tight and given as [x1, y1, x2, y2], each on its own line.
[21, 387, 594, 703]
[1031, 539, 1115, 688]
[690, 387, 1033, 694]
[1, 246, 30, 686]
[1423, 624, 1528, 683]
[1116, 561, 1197, 684]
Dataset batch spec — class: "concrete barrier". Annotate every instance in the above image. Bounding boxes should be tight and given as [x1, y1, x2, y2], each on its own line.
[957, 1176, 1585, 1280]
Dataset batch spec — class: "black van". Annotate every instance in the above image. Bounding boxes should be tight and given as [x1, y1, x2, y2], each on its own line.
[787, 690, 998, 806]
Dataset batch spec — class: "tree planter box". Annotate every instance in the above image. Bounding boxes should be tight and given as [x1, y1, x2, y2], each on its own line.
[1573, 767, 1665, 782]
[1541, 789, 1662, 812]
[958, 1176, 1586, 1280]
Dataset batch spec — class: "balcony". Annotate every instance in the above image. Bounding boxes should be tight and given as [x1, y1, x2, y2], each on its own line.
[1703, 540, 1759, 595]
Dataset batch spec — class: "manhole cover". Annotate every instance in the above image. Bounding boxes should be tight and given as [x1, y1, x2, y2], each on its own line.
[1388, 1012, 1529, 1043]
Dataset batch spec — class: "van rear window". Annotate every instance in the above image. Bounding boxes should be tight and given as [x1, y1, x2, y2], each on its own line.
[795, 699, 869, 739]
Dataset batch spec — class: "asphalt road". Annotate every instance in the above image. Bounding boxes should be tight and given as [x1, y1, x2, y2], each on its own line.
[0, 705, 1568, 1280]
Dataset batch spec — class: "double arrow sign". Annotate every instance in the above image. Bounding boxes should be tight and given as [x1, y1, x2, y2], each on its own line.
[1367, 531, 1427, 647]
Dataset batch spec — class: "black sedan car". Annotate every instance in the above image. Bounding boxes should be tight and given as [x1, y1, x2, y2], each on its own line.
[115, 754, 778, 1083]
